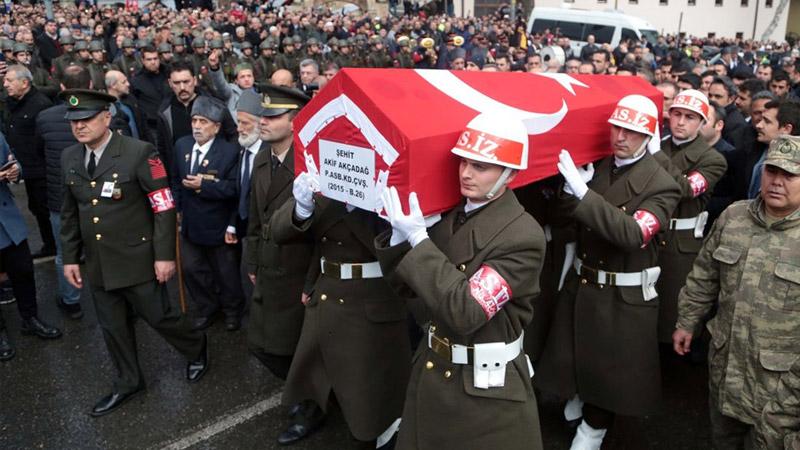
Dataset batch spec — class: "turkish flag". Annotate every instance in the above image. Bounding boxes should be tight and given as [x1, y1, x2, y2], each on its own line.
[294, 69, 662, 216]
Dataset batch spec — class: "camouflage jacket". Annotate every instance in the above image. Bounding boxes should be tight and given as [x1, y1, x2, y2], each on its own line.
[755, 357, 800, 449]
[677, 199, 800, 424]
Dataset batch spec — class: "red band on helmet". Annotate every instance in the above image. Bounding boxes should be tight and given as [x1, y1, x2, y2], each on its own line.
[686, 171, 708, 197]
[454, 128, 524, 166]
[469, 265, 512, 320]
[633, 209, 660, 247]
[609, 105, 657, 135]
[672, 94, 709, 118]
[147, 188, 175, 213]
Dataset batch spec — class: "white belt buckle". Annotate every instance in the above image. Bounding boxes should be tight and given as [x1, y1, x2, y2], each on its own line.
[473, 342, 507, 389]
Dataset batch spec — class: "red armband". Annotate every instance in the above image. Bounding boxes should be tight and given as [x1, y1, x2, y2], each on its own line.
[686, 171, 708, 197]
[633, 209, 660, 247]
[147, 187, 175, 213]
[469, 265, 512, 320]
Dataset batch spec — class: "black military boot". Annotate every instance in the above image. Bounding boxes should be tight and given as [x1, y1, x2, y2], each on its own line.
[0, 327, 15, 361]
[21, 316, 62, 339]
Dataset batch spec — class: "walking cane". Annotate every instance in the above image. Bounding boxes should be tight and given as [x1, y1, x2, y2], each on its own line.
[175, 222, 187, 313]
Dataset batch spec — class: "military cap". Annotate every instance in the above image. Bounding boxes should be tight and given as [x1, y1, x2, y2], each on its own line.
[764, 135, 800, 175]
[12, 42, 30, 54]
[260, 84, 310, 117]
[192, 38, 206, 48]
[307, 37, 319, 46]
[241, 41, 253, 50]
[61, 35, 76, 45]
[369, 35, 381, 44]
[157, 43, 172, 53]
[1, 40, 14, 52]
[88, 41, 104, 52]
[172, 37, 186, 47]
[282, 37, 293, 46]
[451, 47, 467, 60]
[191, 95, 226, 123]
[209, 38, 224, 49]
[237, 89, 263, 117]
[292, 35, 302, 44]
[121, 38, 135, 48]
[74, 40, 89, 51]
[396, 35, 409, 47]
[259, 39, 273, 50]
[135, 39, 150, 49]
[329, 37, 339, 47]
[59, 88, 117, 121]
[339, 38, 351, 47]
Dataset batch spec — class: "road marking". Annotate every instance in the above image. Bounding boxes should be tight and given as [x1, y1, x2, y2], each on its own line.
[153, 390, 283, 450]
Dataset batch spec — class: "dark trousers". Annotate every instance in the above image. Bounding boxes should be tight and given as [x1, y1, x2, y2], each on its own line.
[180, 237, 245, 318]
[23, 178, 55, 250]
[91, 280, 204, 394]
[0, 239, 37, 319]
[709, 396, 755, 450]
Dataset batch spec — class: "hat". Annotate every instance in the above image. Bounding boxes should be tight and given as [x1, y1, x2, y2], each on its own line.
[61, 35, 76, 45]
[260, 84, 310, 117]
[135, 39, 150, 49]
[236, 89, 263, 117]
[74, 40, 89, 51]
[88, 41, 104, 52]
[172, 37, 186, 46]
[209, 38, 223, 49]
[764, 135, 800, 175]
[121, 38, 135, 48]
[241, 41, 253, 50]
[60, 89, 117, 121]
[12, 42, 30, 54]
[192, 38, 206, 48]
[157, 43, 172, 53]
[191, 95, 226, 123]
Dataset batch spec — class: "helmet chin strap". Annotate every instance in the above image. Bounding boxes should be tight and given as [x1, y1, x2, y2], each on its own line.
[485, 167, 513, 200]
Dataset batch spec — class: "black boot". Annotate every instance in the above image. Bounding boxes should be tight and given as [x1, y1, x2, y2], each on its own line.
[21, 316, 62, 339]
[277, 400, 325, 445]
[0, 328, 15, 361]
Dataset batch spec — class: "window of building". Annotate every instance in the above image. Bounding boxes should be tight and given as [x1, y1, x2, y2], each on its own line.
[630, 0, 639, 4]
[741, 0, 748, 5]
[598, 0, 607, 3]
[766, 0, 773, 6]
[659, 0, 667, 4]
[708, 32, 716, 38]
[715, 0, 723, 5]
[688, 0, 696, 5]
[736, 32, 744, 39]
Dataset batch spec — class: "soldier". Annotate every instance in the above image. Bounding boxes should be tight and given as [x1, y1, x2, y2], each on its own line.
[87, 41, 111, 91]
[208, 39, 233, 82]
[13, 43, 58, 98]
[243, 86, 315, 380]
[376, 114, 546, 449]
[335, 39, 356, 69]
[189, 37, 207, 76]
[60, 89, 208, 416]
[73, 40, 91, 67]
[171, 37, 188, 66]
[238, 41, 257, 69]
[366, 36, 392, 68]
[255, 39, 278, 82]
[276, 37, 300, 78]
[536, 95, 681, 449]
[52, 35, 77, 82]
[674, 135, 800, 449]
[111, 38, 138, 78]
[651, 89, 728, 345]
[755, 358, 800, 449]
[304, 37, 325, 68]
[395, 36, 414, 68]
[270, 126, 413, 446]
[158, 43, 174, 69]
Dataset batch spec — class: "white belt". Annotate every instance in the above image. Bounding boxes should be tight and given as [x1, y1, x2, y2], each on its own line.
[320, 257, 382, 280]
[574, 258, 646, 287]
[427, 327, 523, 365]
[669, 211, 708, 238]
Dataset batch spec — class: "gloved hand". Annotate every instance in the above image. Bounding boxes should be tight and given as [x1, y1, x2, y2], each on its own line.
[558, 150, 593, 200]
[647, 128, 661, 155]
[381, 186, 428, 247]
[293, 172, 318, 220]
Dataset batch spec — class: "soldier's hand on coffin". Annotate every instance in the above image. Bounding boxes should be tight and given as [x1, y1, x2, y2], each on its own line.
[293, 172, 316, 220]
[154, 260, 176, 283]
[672, 328, 694, 356]
[381, 187, 428, 248]
[558, 149, 590, 200]
[183, 174, 203, 190]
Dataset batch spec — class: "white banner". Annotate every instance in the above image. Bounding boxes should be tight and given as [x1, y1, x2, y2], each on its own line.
[319, 139, 376, 211]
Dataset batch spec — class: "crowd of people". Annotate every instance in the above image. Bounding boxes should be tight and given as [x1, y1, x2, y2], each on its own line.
[1, 0, 800, 449]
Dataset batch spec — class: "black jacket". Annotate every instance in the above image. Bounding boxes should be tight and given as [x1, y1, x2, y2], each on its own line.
[130, 68, 171, 120]
[721, 103, 748, 145]
[5, 87, 53, 179]
[34, 31, 61, 71]
[35, 103, 78, 212]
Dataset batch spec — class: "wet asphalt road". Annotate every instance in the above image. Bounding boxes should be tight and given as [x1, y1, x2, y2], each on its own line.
[1, 182, 712, 449]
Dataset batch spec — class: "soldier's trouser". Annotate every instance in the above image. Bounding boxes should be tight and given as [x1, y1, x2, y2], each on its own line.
[180, 237, 245, 318]
[709, 397, 754, 450]
[91, 280, 204, 394]
[0, 239, 38, 319]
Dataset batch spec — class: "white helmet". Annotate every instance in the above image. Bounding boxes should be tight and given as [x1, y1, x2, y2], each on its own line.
[450, 113, 529, 170]
[607, 94, 659, 138]
[670, 89, 710, 121]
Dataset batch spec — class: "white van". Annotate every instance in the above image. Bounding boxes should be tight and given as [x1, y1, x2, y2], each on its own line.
[527, 7, 658, 54]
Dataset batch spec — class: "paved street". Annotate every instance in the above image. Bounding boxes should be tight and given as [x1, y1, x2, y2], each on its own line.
[1, 182, 712, 449]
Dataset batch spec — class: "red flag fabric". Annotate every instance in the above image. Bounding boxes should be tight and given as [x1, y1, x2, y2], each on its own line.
[293, 68, 662, 216]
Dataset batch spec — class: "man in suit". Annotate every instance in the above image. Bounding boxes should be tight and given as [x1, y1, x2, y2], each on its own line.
[242, 86, 315, 380]
[60, 90, 208, 416]
[172, 96, 244, 331]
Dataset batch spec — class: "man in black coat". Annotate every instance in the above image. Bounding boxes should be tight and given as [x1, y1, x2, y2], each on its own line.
[33, 65, 88, 319]
[3, 65, 55, 257]
[130, 46, 171, 121]
[709, 76, 748, 144]
[34, 20, 61, 72]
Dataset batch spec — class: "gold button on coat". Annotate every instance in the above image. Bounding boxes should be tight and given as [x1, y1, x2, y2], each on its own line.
[425, 361, 434, 370]
[444, 370, 452, 379]
[581, 279, 588, 285]
[91, 199, 98, 205]
[458, 264, 466, 272]
[338, 298, 344, 304]
[90, 181, 96, 188]
[92, 217, 99, 223]
[320, 294, 327, 301]
[95, 234, 102, 240]
[321, 237, 328, 242]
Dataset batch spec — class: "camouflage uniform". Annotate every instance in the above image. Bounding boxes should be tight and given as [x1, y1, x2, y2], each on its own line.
[754, 358, 800, 449]
[677, 136, 800, 448]
[111, 39, 139, 78]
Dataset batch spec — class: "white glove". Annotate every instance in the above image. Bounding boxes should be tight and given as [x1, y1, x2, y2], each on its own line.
[647, 128, 661, 154]
[293, 172, 318, 220]
[558, 150, 593, 200]
[381, 186, 428, 247]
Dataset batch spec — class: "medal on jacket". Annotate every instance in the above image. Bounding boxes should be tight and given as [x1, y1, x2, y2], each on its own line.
[112, 187, 122, 200]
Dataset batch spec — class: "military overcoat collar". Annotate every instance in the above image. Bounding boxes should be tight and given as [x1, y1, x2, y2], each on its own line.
[70, 131, 123, 181]
[663, 135, 709, 165]
[263, 143, 296, 205]
[593, 152, 661, 207]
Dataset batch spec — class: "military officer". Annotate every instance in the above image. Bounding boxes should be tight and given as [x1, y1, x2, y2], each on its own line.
[13, 43, 58, 98]
[60, 89, 208, 417]
[674, 135, 800, 449]
[376, 114, 547, 450]
[73, 40, 92, 67]
[335, 39, 356, 68]
[243, 86, 315, 380]
[111, 38, 138, 78]
[270, 134, 412, 447]
[652, 89, 728, 344]
[87, 41, 111, 91]
[536, 95, 681, 449]
[366, 36, 392, 68]
[276, 37, 300, 78]
[171, 37, 189, 66]
[52, 35, 77, 82]
[255, 39, 278, 82]
[395, 36, 414, 68]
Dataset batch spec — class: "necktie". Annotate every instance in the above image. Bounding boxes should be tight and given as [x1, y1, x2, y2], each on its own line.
[271, 154, 281, 175]
[238, 150, 251, 220]
[190, 149, 202, 175]
[87, 151, 96, 177]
